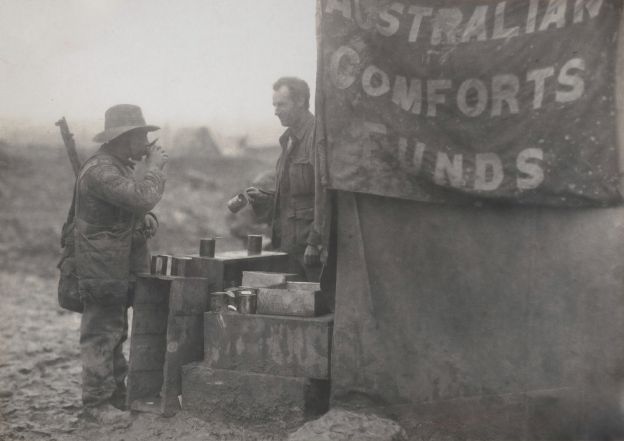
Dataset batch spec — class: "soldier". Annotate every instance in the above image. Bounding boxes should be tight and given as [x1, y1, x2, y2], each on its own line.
[75, 104, 167, 423]
[246, 77, 323, 281]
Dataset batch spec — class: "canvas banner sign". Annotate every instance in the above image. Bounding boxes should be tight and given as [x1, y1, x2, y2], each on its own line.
[317, 0, 623, 205]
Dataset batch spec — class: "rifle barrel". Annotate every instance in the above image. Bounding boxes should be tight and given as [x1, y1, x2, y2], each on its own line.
[55, 117, 81, 177]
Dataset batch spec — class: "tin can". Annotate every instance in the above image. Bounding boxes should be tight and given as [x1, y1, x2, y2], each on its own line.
[199, 238, 216, 258]
[210, 292, 229, 312]
[150, 255, 163, 275]
[172, 256, 192, 276]
[238, 290, 257, 314]
[247, 235, 262, 256]
[227, 193, 248, 213]
[160, 255, 173, 276]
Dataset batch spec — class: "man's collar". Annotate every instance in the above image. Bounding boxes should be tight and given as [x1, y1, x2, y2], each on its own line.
[280, 110, 314, 146]
[99, 144, 135, 168]
[290, 110, 314, 141]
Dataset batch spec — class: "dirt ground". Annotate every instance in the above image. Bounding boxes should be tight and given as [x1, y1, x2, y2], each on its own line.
[0, 143, 287, 440]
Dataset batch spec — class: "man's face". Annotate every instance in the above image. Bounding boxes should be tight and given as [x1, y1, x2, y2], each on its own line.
[272, 85, 303, 128]
[126, 130, 149, 160]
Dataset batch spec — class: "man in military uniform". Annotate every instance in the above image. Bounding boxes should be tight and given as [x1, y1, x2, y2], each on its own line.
[247, 77, 323, 281]
[75, 104, 167, 423]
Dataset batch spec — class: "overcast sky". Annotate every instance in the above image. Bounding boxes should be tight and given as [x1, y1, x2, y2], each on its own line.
[0, 0, 317, 140]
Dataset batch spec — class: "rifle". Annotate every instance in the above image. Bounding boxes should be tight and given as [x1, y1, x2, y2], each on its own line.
[55, 117, 81, 177]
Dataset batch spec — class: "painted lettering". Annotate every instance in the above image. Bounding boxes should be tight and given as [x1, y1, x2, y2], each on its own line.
[526, 0, 540, 33]
[427, 79, 452, 117]
[539, 0, 568, 31]
[329, 46, 360, 90]
[407, 5, 433, 43]
[492, 2, 520, 40]
[431, 8, 463, 45]
[434, 152, 465, 188]
[457, 79, 488, 117]
[398, 137, 426, 172]
[556, 58, 586, 103]
[392, 76, 423, 114]
[377, 2, 405, 37]
[325, 0, 352, 19]
[527, 67, 555, 109]
[491, 74, 520, 116]
[475, 153, 504, 191]
[354, 0, 375, 30]
[574, 0, 604, 23]
[461, 6, 488, 42]
[362, 65, 391, 97]
[517, 148, 545, 190]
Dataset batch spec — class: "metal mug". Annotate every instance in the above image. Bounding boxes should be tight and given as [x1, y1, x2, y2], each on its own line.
[227, 193, 248, 213]
[199, 238, 216, 258]
[247, 235, 262, 256]
[150, 255, 163, 275]
[160, 255, 173, 276]
[238, 290, 257, 314]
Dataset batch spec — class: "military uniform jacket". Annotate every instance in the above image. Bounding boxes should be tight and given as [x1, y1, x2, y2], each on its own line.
[271, 111, 322, 254]
[75, 148, 165, 305]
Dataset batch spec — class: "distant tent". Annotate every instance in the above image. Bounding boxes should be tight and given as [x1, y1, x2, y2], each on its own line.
[172, 126, 221, 157]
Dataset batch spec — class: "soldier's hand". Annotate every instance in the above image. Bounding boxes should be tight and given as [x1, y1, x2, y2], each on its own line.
[304, 244, 321, 267]
[146, 144, 168, 170]
[245, 187, 271, 204]
[144, 214, 158, 238]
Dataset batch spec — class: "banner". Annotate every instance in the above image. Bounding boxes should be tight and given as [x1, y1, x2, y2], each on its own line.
[318, 0, 623, 206]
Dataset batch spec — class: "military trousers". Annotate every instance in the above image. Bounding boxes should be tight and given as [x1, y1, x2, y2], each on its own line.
[80, 301, 128, 408]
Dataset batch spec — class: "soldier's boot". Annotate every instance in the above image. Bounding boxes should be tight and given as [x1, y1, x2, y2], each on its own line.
[86, 403, 133, 428]
[110, 383, 128, 411]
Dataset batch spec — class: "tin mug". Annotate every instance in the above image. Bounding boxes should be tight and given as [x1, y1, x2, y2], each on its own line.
[150, 255, 163, 275]
[227, 193, 248, 213]
[247, 235, 262, 256]
[199, 238, 216, 258]
[160, 255, 173, 276]
[238, 290, 257, 314]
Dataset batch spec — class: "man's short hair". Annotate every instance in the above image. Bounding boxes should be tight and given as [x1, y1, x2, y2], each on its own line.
[273, 77, 310, 110]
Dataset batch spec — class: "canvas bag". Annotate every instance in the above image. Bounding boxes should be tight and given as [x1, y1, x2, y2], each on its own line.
[56, 161, 98, 313]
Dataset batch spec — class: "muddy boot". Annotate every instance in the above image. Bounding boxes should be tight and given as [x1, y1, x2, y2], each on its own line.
[86, 403, 133, 428]
[110, 384, 128, 411]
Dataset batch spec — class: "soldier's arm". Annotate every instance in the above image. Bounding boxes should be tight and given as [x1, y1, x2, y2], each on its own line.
[248, 190, 274, 223]
[309, 120, 327, 249]
[83, 162, 166, 214]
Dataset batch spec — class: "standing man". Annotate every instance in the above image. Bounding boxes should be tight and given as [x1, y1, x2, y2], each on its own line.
[247, 77, 323, 282]
[75, 104, 167, 423]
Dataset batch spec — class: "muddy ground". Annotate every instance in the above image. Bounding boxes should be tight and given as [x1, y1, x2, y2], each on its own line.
[0, 143, 287, 440]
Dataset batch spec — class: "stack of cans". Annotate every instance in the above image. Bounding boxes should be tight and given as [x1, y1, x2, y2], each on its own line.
[150, 255, 191, 276]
